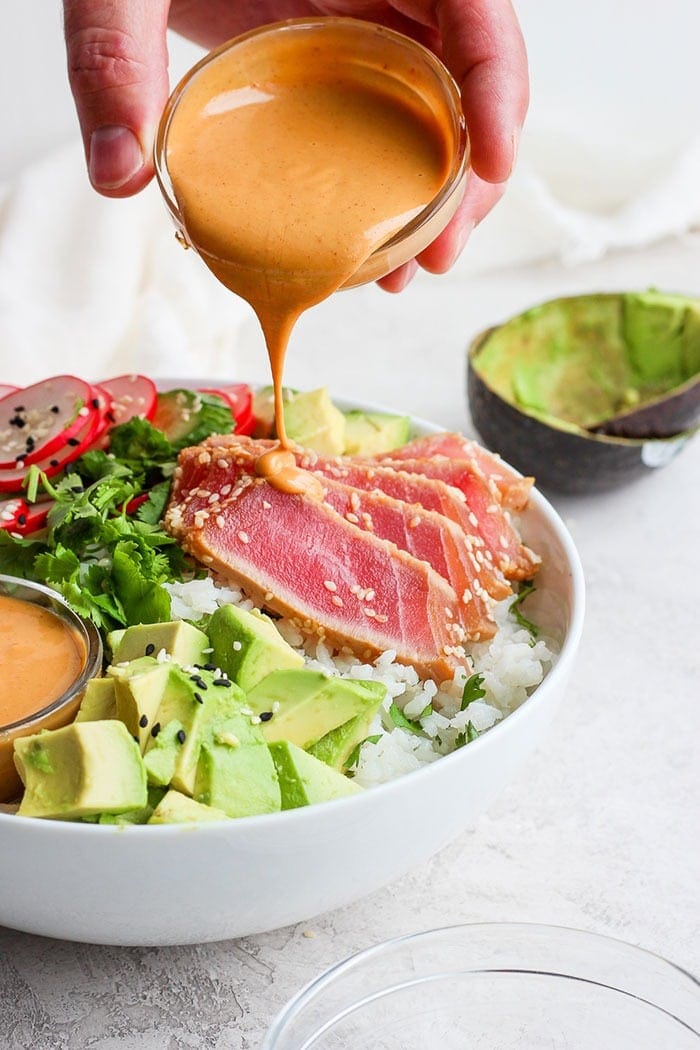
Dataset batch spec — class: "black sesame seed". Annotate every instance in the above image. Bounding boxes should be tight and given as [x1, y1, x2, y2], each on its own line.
[213, 679, 232, 688]
[17, 514, 26, 526]
[71, 484, 82, 493]
[50, 459, 59, 467]
[202, 663, 217, 672]
[9, 415, 26, 428]
[193, 692, 203, 704]
[91, 398, 100, 410]
[259, 711, 273, 722]
[144, 643, 155, 656]
[67, 437, 80, 447]
[50, 405, 60, 413]
[139, 714, 148, 728]
[190, 674, 207, 689]
[106, 411, 116, 423]
[150, 722, 161, 738]
[14, 405, 25, 412]
[176, 729, 186, 745]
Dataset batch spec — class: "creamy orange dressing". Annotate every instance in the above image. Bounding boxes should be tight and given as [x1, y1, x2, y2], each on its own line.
[0, 595, 86, 728]
[164, 21, 453, 482]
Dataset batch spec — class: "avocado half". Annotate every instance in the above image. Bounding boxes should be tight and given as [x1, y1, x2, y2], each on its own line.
[467, 292, 699, 494]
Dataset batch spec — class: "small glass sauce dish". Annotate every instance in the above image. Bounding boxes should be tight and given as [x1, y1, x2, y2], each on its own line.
[264, 922, 700, 1049]
[154, 17, 469, 288]
[0, 574, 102, 803]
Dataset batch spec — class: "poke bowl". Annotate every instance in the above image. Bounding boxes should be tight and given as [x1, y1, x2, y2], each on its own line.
[0, 377, 584, 945]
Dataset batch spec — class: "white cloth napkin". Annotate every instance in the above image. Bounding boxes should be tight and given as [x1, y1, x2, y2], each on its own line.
[1, 133, 699, 385]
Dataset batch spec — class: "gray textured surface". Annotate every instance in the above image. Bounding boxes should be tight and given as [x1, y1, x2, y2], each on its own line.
[2, 239, 699, 1049]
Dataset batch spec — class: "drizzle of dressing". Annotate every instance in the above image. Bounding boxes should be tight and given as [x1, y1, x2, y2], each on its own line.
[255, 446, 325, 498]
[165, 22, 452, 482]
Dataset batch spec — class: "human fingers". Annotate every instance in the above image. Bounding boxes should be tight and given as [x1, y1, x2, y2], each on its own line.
[64, 0, 171, 196]
[435, 0, 528, 183]
[376, 258, 419, 294]
[416, 172, 505, 273]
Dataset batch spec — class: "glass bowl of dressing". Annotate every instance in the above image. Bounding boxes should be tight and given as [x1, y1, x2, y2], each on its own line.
[154, 17, 469, 290]
[0, 575, 102, 804]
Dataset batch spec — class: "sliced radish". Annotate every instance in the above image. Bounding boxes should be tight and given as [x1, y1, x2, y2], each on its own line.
[0, 375, 97, 470]
[0, 400, 109, 493]
[0, 384, 19, 399]
[0, 496, 25, 531]
[99, 374, 157, 426]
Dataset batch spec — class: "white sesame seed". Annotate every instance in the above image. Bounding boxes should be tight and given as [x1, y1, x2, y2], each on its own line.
[346, 512, 359, 524]
[217, 459, 229, 469]
[365, 589, 375, 602]
[232, 640, 243, 652]
[323, 580, 337, 592]
[262, 500, 272, 510]
[374, 613, 388, 624]
[220, 484, 232, 496]
[364, 608, 376, 618]
[408, 515, 421, 529]
[331, 595, 344, 607]
[237, 530, 250, 544]
[215, 515, 225, 528]
[462, 589, 472, 603]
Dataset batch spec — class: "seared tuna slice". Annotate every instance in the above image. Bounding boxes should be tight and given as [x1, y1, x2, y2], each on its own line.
[166, 448, 471, 682]
[378, 458, 540, 580]
[374, 433, 534, 511]
[320, 477, 497, 640]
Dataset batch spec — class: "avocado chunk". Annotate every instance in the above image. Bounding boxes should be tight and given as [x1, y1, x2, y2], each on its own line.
[269, 741, 363, 809]
[108, 620, 209, 666]
[98, 786, 166, 825]
[306, 712, 377, 772]
[74, 677, 117, 722]
[343, 410, 411, 455]
[108, 656, 172, 751]
[207, 604, 303, 692]
[144, 666, 261, 796]
[14, 721, 147, 820]
[252, 385, 298, 438]
[142, 719, 186, 787]
[195, 742, 281, 818]
[246, 670, 386, 749]
[148, 789, 230, 824]
[283, 387, 346, 454]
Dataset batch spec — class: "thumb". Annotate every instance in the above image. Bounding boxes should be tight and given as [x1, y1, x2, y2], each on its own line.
[63, 0, 171, 196]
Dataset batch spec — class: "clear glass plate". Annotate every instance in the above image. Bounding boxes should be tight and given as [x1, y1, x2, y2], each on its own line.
[264, 923, 700, 1049]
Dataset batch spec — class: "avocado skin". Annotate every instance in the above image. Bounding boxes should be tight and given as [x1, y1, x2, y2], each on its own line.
[467, 356, 693, 494]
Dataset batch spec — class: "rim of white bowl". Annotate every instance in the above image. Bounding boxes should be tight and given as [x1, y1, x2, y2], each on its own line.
[262, 922, 700, 1049]
[0, 385, 585, 834]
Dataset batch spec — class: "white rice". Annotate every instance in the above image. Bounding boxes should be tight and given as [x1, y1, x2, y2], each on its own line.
[163, 576, 557, 788]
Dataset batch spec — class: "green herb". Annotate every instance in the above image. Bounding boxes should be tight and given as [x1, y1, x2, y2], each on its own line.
[171, 393, 233, 451]
[388, 701, 424, 736]
[419, 702, 433, 720]
[509, 580, 539, 638]
[345, 734, 382, 771]
[454, 722, 480, 749]
[460, 672, 486, 711]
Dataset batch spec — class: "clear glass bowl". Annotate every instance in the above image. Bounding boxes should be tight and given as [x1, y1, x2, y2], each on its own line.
[154, 17, 468, 287]
[0, 574, 103, 802]
[264, 923, 700, 1049]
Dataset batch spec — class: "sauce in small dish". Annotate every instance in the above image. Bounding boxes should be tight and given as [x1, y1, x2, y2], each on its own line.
[0, 575, 102, 802]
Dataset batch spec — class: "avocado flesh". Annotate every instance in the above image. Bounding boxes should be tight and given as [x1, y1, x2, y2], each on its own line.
[307, 712, 377, 772]
[472, 292, 700, 430]
[246, 670, 386, 749]
[108, 620, 209, 666]
[207, 604, 303, 693]
[14, 721, 147, 820]
[343, 410, 411, 455]
[283, 387, 346, 454]
[75, 677, 117, 722]
[109, 657, 172, 752]
[195, 742, 281, 817]
[148, 789, 230, 824]
[269, 741, 363, 810]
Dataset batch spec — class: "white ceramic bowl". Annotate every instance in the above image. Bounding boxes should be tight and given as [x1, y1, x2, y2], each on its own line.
[0, 401, 584, 946]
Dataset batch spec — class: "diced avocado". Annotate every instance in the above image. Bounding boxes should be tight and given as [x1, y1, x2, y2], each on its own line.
[269, 741, 363, 810]
[195, 742, 281, 818]
[307, 713, 377, 772]
[14, 721, 147, 820]
[622, 291, 690, 385]
[144, 666, 260, 796]
[252, 385, 298, 438]
[74, 678, 117, 722]
[246, 670, 386, 749]
[108, 656, 171, 751]
[106, 628, 125, 660]
[108, 620, 209, 666]
[343, 410, 411, 455]
[148, 789, 230, 824]
[207, 604, 303, 692]
[142, 719, 186, 787]
[151, 388, 233, 450]
[98, 787, 166, 825]
[283, 387, 346, 454]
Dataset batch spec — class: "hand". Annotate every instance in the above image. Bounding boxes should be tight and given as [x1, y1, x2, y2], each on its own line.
[63, 0, 528, 289]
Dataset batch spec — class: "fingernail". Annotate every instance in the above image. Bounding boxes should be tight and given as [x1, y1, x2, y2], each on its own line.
[89, 126, 144, 190]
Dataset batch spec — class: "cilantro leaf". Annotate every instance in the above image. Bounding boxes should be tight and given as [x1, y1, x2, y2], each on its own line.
[509, 580, 539, 637]
[461, 672, 486, 711]
[171, 392, 234, 451]
[388, 701, 424, 736]
[0, 530, 47, 576]
[455, 722, 480, 749]
[136, 480, 172, 525]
